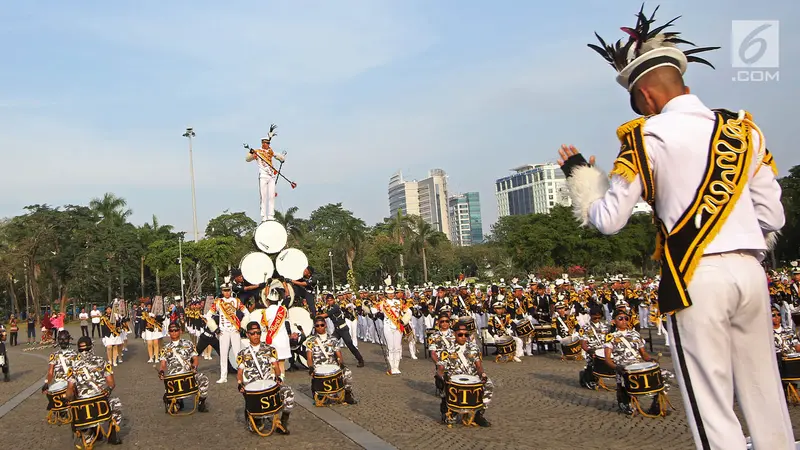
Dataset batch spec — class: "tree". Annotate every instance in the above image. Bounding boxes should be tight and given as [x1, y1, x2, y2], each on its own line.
[409, 216, 446, 283]
[274, 206, 305, 245]
[89, 193, 132, 227]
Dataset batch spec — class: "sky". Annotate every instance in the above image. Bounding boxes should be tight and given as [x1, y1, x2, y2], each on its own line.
[1, 0, 797, 238]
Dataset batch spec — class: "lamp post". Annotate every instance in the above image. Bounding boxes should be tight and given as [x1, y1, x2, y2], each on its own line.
[178, 233, 186, 302]
[329, 251, 335, 291]
[182, 127, 199, 242]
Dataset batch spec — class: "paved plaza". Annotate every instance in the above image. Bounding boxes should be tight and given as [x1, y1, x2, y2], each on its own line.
[2, 324, 799, 449]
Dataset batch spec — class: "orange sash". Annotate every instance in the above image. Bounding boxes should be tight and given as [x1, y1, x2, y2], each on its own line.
[218, 300, 241, 331]
[382, 301, 404, 330]
[264, 306, 287, 345]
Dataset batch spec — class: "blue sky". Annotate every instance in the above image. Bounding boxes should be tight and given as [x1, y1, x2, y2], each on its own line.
[1, 0, 797, 238]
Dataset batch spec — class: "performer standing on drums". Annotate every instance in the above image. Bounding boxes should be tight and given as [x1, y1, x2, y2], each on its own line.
[603, 310, 661, 416]
[379, 287, 408, 375]
[579, 306, 610, 390]
[437, 322, 492, 427]
[487, 303, 522, 362]
[318, 293, 365, 368]
[68, 337, 122, 445]
[245, 126, 286, 222]
[305, 317, 358, 404]
[205, 284, 247, 384]
[236, 321, 293, 434]
[559, 4, 793, 448]
[158, 321, 209, 413]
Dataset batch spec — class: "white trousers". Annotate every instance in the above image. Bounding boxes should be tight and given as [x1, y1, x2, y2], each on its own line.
[218, 330, 241, 379]
[346, 319, 358, 348]
[259, 175, 276, 221]
[668, 253, 793, 450]
[638, 305, 650, 328]
[384, 323, 403, 373]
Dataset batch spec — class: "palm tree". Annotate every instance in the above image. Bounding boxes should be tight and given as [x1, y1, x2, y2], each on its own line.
[139, 215, 174, 297]
[385, 211, 412, 281]
[274, 206, 304, 245]
[335, 216, 367, 271]
[410, 216, 445, 283]
[89, 193, 132, 227]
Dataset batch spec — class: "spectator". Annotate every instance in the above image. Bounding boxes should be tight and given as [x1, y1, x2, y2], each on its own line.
[90, 305, 101, 338]
[8, 315, 18, 346]
[26, 313, 36, 344]
[79, 308, 89, 337]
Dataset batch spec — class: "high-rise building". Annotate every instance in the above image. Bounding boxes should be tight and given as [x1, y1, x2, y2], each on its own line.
[448, 192, 483, 246]
[495, 163, 572, 217]
[388, 169, 451, 240]
[388, 171, 420, 218]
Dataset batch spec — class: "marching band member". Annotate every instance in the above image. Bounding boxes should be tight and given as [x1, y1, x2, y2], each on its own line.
[429, 312, 455, 395]
[305, 317, 358, 404]
[437, 322, 492, 427]
[560, 4, 792, 448]
[379, 287, 407, 375]
[205, 283, 247, 384]
[42, 330, 77, 416]
[261, 281, 292, 373]
[553, 302, 578, 342]
[68, 337, 122, 445]
[510, 285, 533, 356]
[0, 324, 8, 381]
[579, 306, 610, 390]
[100, 306, 122, 367]
[158, 321, 209, 413]
[236, 321, 293, 434]
[397, 291, 419, 360]
[142, 306, 164, 364]
[487, 303, 522, 362]
[317, 293, 365, 367]
[245, 126, 285, 222]
[603, 310, 660, 416]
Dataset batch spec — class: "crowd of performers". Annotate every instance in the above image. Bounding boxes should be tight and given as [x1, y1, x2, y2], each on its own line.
[31, 266, 800, 446]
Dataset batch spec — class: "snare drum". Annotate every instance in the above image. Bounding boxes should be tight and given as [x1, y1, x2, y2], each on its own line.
[445, 374, 484, 410]
[623, 362, 664, 395]
[312, 364, 344, 394]
[244, 380, 283, 416]
[561, 336, 583, 359]
[163, 372, 199, 400]
[533, 325, 556, 342]
[781, 353, 800, 381]
[591, 349, 615, 378]
[495, 335, 516, 355]
[47, 380, 70, 412]
[513, 319, 534, 338]
[69, 394, 113, 429]
[457, 316, 476, 333]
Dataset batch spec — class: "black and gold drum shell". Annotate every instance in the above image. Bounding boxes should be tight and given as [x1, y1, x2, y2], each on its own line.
[46, 386, 70, 412]
[623, 363, 664, 395]
[311, 369, 345, 394]
[533, 325, 556, 342]
[513, 319, 534, 338]
[244, 382, 283, 417]
[495, 336, 516, 355]
[69, 394, 113, 428]
[780, 354, 800, 381]
[163, 372, 199, 400]
[445, 377, 484, 410]
[458, 316, 476, 333]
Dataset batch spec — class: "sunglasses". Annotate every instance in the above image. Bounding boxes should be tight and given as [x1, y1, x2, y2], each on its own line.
[314, 324, 327, 328]
[168, 328, 181, 332]
[456, 333, 469, 337]
[439, 320, 450, 323]
[616, 316, 630, 321]
[772, 313, 781, 317]
[247, 330, 262, 335]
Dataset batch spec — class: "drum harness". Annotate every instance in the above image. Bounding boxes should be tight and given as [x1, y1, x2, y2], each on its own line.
[248, 346, 267, 382]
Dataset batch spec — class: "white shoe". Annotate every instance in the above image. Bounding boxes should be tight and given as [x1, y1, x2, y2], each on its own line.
[113, 362, 118, 367]
[123, 348, 128, 352]
[411, 356, 418, 360]
[147, 358, 153, 363]
[216, 378, 227, 384]
[513, 357, 522, 362]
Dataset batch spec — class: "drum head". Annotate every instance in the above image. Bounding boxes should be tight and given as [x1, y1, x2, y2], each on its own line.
[275, 248, 308, 281]
[287, 307, 313, 335]
[451, 374, 480, 384]
[315, 364, 340, 376]
[594, 348, 606, 358]
[49, 380, 68, 392]
[626, 362, 657, 371]
[240, 252, 275, 285]
[254, 220, 288, 254]
[562, 335, 580, 345]
[495, 335, 512, 344]
[246, 379, 276, 391]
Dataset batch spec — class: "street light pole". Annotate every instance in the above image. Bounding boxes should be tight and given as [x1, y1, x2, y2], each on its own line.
[182, 127, 199, 242]
[179, 234, 186, 302]
[329, 251, 335, 291]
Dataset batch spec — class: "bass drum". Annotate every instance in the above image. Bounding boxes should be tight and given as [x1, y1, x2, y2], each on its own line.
[275, 248, 308, 281]
[240, 252, 275, 285]
[287, 307, 314, 337]
[254, 220, 288, 254]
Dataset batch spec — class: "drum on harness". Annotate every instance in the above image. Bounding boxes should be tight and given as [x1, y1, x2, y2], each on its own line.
[533, 325, 556, 342]
[560, 336, 583, 360]
[457, 316, 476, 334]
[46, 380, 71, 425]
[443, 374, 484, 427]
[243, 380, 285, 436]
[623, 362, 664, 395]
[513, 318, 534, 338]
[494, 335, 516, 363]
[70, 393, 114, 429]
[312, 364, 345, 406]
[163, 372, 200, 415]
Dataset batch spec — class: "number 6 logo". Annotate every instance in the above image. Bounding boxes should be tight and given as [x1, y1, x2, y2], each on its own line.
[731, 20, 779, 68]
[738, 23, 771, 65]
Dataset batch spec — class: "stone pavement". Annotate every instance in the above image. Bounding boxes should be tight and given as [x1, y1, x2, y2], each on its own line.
[1, 324, 799, 449]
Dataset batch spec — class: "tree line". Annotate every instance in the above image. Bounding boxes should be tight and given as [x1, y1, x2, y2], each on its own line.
[1, 165, 797, 316]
